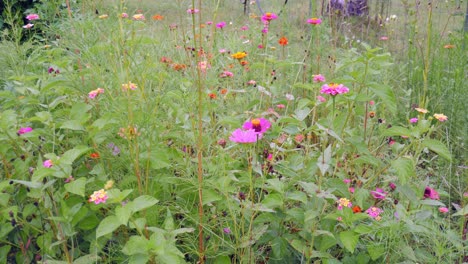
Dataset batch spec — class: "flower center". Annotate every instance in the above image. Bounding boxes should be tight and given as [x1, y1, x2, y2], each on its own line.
[251, 119, 261, 132]
[266, 13, 272, 18]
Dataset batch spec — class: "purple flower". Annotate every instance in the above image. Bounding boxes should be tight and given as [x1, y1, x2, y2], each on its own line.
[216, 21, 226, 29]
[243, 118, 271, 134]
[320, 83, 349, 96]
[17, 127, 33, 135]
[410, 117, 418, 123]
[370, 188, 387, 199]
[424, 186, 440, 200]
[223, 227, 231, 234]
[389, 182, 396, 191]
[313, 74, 326, 83]
[107, 143, 120, 156]
[229, 129, 261, 144]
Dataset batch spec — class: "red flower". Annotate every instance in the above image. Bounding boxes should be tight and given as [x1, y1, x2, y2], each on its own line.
[90, 152, 100, 159]
[278, 36, 288, 46]
[352, 205, 362, 213]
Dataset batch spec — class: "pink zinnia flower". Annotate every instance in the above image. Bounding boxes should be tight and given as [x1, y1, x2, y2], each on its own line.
[198, 61, 211, 73]
[433, 113, 448, 122]
[216, 21, 226, 29]
[89, 189, 108, 204]
[320, 83, 349, 96]
[410, 117, 418, 123]
[371, 188, 387, 199]
[307, 18, 322, 25]
[438, 207, 448, 213]
[132, 14, 145, 21]
[348, 187, 355, 193]
[229, 129, 261, 143]
[424, 186, 440, 200]
[26, 14, 40, 21]
[380, 36, 389, 41]
[241, 25, 249, 31]
[121, 13, 129, 18]
[313, 74, 326, 83]
[261, 12, 278, 22]
[276, 104, 285, 109]
[18, 127, 33, 135]
[88, 88, 104, 99]
[261, 27, 268, 34]
[43, 159, 53, 168]
[243, 118, 271, 134]
[206, 21, 213, 25]
[247, 80, 256, 85]
[23, 23, 34, 29]
[366, 206, 383, 220]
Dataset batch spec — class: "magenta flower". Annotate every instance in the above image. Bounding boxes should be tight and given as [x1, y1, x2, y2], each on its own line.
[187, 8, 199, 14]
[261, 27, 268, 34]
[88, 88, 104, 99]
[389, 182, 396, 191]
[26, 14, 40, 21]
[43, 159, 53, 168]
[320, 83, 349, 96]
[343, 179, 351, 184]
[243, 118, 271, 134]
[261, 12, 278, 23]
[410, 117, 418, 123]
[307, 18, 322, 25]
[206, 21, 213, 25]
[241, 25, 249, 31]
[18, 127, 33, 135]
[424, 186, 440, 200]
[313, 74, 326, 83]
[223, 227, 231, 234]
[216, 21, 226, 29]
[229, 129, 261, 144]
[370, 188, 387, 200]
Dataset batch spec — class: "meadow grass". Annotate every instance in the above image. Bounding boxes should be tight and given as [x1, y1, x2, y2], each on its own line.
[0, 0, 466, 263]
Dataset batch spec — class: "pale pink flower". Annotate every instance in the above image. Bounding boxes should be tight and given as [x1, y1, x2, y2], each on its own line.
[132, 14, 145, 21]
[220, 71, 233, 78]
[307, 18, 322, 25]
[18, 127, 33, 135]
[438, 207, 448, 213]
[206, 21, 213, 25]
[219, 49, 227, 53]
[317, 95, 326, 103]
[433, 113, 448, 122]
[380, 36, 389, 41]
[371, 188, 387, 200]
[343, 179, 351, 184]
[198, 61, 211, 73]
[369, 100, 375, 106]
[187, 8, 199, 14]
[23, 23, 34, 29]
[247, 80, 256, 85]
[122, 82, 137, 91]
[276, 104, 285, 109]
[241, 25, 249, 31]
[348, 187, 355, 193]
[313, 74, 326, 83]
[223, 227, 231, 234]
[88, 88, 104, 99]
[26, 14, 40, 21]
[121, 13, 129, 18]
[285, 94, 295, 101]
[43, 159, 53, 168]
[89, 189, 108, 204]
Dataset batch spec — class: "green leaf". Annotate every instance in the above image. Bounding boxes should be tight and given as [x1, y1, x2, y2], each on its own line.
[73, 254, 100, 264]
[391, 157, 415, 184]
[369, 83, 396, 114]
[271, 237, 288, 259]
[0, 245, 11, 263]
[116, 205, 133, 226]
[164, 209, 175, 230]
[11, 180, 43, 189]
[96, 215, 121, 238]
[419, 200, 445, 207]
[367, 244, 385, 260]
[339, 231, 359, 253]
[122, 236, 150, 255]
[213, 255, 231, 264]
[60, 120, 85, 131]
[202, 189, 222, 205]
[381, 126, 411, 137]
[127, 195, 159, 213]
[64, 178, 86, 197]
[60, 146, 91, 165]
[452, 204, 468, 217]
[422, 139, 452, 161]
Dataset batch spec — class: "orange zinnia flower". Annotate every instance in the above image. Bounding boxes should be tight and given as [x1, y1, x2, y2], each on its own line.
[208, 93, 217, 99]
[352, 205, 362, 213]
[443, 44, 455, 49]
[220, 88, 228, 95]
[278, 36, 288, 46]
[152, 14, 164, 20]
[90, 152, 100, 159]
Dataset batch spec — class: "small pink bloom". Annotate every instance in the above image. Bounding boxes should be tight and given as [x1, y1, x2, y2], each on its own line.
[337, 217, 342, 221]
[313, 74, 326, 83]
[348, 187, 355, 193]
[424, 186, 440, 200]
[18, 127, 33, 135]
[267, 154, 273, 161]
[276, 104, 285, 109]
[320, 83, 349, 96]
[366, 206, 383, 220]
[438, 207, 448, 213]
[307, 18, 322, 25]
[187, 8, 199, 14]
[380, 36, 389, 40]
[219, 48, 227, 53]
[371, 188, 387, 199]
[261, 27, 268, 34]
[26, 14, 40, 21]
[258, 44, 264, 49]
[206, 21, 213, 25]
[88, 88, 104, 99]
[88, 189, 108, 204]
[64, 175, 74, 183]
[23, 23, 34, 29]
[132, 14, 145, 21]
[343, 179, 351, 184]
[433, 113, 448, 122]
[317, 95, 326, 103]
[410, 117, 418, 123]
[389, 182, 396, 191]
[216, 21, 226, 29]
[247, 80, 256, 85]
[198, 61, 211, 73]
[43, 159, 53, 168]
[223, 227, 231, 234]
[121, 13, 129, 18]
[241, 25, 249, 31]
[369, 100, 375, 106]
[220, 71, 233, 78]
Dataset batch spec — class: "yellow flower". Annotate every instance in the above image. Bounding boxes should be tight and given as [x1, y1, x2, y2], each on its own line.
[231, 51, 247, 60]
[415, 107, 429, 114]
[433, 113, 448, 122]
[104, 180, 114, 190]
[99, 14, 109, 19]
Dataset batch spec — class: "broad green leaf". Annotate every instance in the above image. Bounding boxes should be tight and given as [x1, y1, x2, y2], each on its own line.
[60, 146, 91, 165]
[129, 254, 149, 264]
[339, 231, 359, 253]
[0, 193, 10, 207]
[116, 205, 133, 226]
[266, 178, 285, 194]
[122, 236, 150, 255]
[262, 193, 283, 209]
[294, 107, 311, 121]
[11, 180, 43, 189]
[202, 189, 222, 205]
[422, 139, 452, 161]
[96, 215, 121, 238]
[369, 83, 396, 114]
[213, 255, 231, 264]
[271, 237, 289, 259]
[367, 244, 385, 260]
[381, 126, 411, 137]
[64, 177, 86, 197]
[73, 254, 100, 264]
[164, 209, 175, 230]
[419, 200, 445, 207]
[127, 195, 159, 213]
[31, 167, 53, 182]
[452, 204, 468, 217]
[70, 102, 92, 122]
[60, 120, 85, 131]
[0, 245, 11, 263]
[391, 157, 415, 184]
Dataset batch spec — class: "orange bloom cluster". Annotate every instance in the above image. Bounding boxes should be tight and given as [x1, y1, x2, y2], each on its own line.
[152, 14, 164, 20]
[278, 36, 288, 46]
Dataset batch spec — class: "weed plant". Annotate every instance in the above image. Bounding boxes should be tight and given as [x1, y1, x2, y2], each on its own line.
[0, 0, 466, 263]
